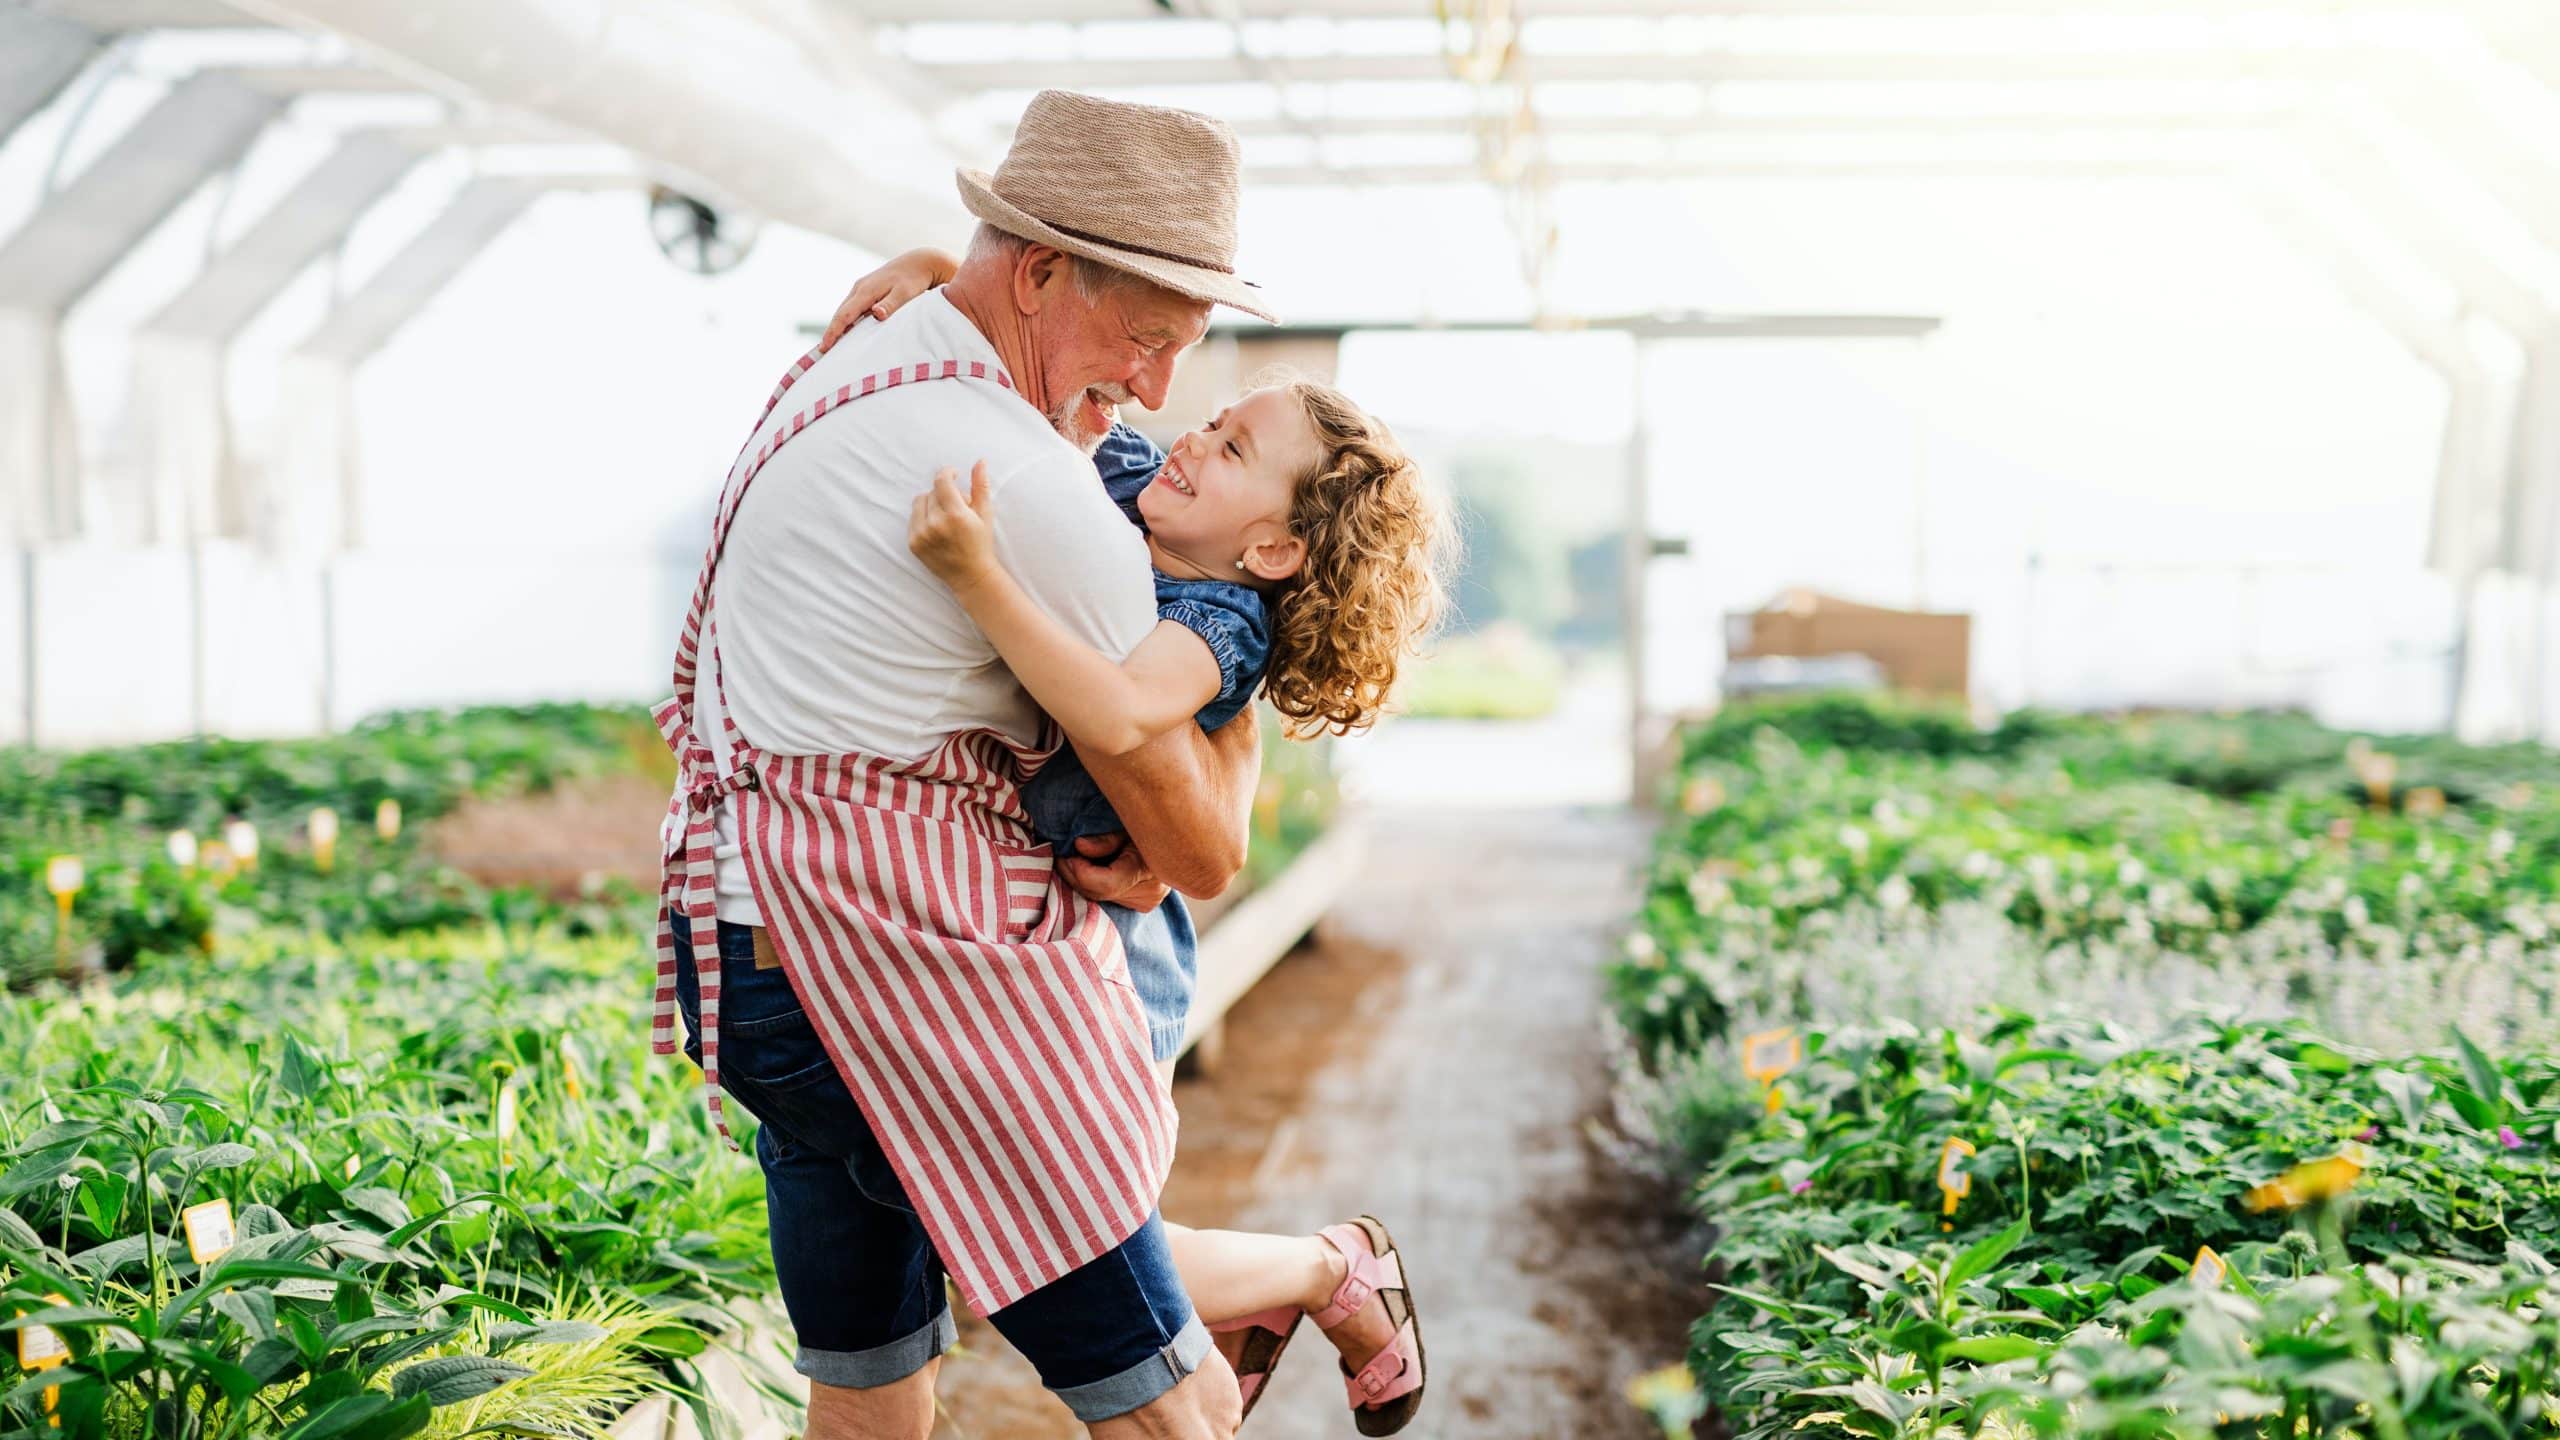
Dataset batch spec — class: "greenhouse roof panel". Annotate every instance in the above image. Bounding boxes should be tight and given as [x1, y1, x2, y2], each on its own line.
[854, 0, 2438, 16]
[32, 0, 262, 26]
[0, 72, 282, 314]
[295, 175, 536, 366]
[147, 129, 418, 342]
[0, 8, 107, 146]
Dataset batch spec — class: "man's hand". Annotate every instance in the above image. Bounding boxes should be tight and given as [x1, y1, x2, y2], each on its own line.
[820, 246, 962, 350]
[1070, 706, 1260, 901]
[1060, 833, 1172, 913]
[907, 462, 998, 586]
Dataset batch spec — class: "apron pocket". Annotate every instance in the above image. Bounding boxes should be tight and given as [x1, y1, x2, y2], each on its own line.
[997, 848, 1054, 942]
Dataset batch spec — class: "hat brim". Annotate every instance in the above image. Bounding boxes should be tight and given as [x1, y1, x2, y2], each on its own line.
[958, 170, 1279, 325]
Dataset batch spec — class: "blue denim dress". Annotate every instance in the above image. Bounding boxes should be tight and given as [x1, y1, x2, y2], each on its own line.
[1021, 424, 1271, 1061]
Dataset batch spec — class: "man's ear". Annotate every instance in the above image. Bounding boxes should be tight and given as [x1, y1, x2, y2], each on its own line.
[1241, 533, 1306, 584]
[1011, 243, 1072, 315]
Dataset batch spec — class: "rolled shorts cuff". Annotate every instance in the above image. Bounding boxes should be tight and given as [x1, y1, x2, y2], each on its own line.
[794, 1308, 957, 1390]
[1051, 1314, 1212, 1423]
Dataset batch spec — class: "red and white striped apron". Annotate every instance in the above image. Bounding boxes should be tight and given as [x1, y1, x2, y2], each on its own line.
[653, 344, 1178, 1315]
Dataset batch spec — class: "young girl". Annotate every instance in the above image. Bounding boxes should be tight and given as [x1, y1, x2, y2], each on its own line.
[836, 249, 1449, 1433]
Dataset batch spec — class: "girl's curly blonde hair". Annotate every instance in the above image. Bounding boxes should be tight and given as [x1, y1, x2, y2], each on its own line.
[1260, 380, 1452, 739]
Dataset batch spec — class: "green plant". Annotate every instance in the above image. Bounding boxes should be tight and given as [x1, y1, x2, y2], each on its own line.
[1398, 627, 1565, 721]
[1682, 1014, 2560, 1438]
[1, 705, 661, 981]
[1245, 706, 1343, 890]
[0, 925, 771, 1439]
[1623, 697, 2560, 1437]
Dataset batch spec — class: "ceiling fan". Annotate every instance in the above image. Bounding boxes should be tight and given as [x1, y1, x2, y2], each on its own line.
[648, 185, 759, 276]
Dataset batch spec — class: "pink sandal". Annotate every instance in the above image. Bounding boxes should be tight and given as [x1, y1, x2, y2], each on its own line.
[1315, 1216, 1427, 1436]
[1208, 1307, 1304, 1422]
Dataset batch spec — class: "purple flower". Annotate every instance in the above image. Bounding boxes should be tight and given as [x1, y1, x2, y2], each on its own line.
[2499, 1126, 2525, 1151]
[2357, 1126, 2380, 1142]
[1790, 1178, 1813, 1195]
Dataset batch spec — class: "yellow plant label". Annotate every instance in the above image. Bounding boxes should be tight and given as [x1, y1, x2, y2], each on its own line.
[18, 1324, 67, 1371]
[2247, 1153, 2364, 1214]
[496, 1085, 520, 1143]
[1742, 1028, 1802, 1085]
[2192, 1245, 2228, 1289]
[1936, 1137, 1975, 1210]
[18, 1293, 71, 1371]
[182, 1199, 236, 1265]
[344, 1155, 360, 1180]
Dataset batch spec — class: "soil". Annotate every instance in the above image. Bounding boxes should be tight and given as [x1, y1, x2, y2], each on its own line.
[423, 773, 669, 894]
[929, 805, 1707, 1439]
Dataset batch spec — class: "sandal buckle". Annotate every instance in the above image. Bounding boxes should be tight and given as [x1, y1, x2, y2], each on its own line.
[1338, 1277, 1372, 1313]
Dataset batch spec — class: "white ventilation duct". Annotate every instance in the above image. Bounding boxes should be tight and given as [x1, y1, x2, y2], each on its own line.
[222, 0, 978, 257]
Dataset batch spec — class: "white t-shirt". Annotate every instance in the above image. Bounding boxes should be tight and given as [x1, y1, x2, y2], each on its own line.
[690, 291, 1157, 923]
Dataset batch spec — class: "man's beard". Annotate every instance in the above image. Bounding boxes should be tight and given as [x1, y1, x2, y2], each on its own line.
[1050, 383, 1133, 456]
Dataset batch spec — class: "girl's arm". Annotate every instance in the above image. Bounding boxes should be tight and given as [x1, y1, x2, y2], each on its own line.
[909, 462, 1223, 757]
[821, 245, 962, 350]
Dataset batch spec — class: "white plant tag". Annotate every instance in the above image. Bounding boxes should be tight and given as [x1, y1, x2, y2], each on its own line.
[18, 1319, 68, 1369]
[182, 1199, 236, 1265]
[1742, 1028, 1802, 1084]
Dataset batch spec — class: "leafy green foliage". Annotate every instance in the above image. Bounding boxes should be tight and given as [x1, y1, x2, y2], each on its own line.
[1244, 706, 1342, 891]
[0, 927, 768, 1437]
[1686, 1014, 2560, 1438]
[1627, 698, 2560, 1436]
[1621, 700, 2560, 1057]
[2, 705, 662, 985]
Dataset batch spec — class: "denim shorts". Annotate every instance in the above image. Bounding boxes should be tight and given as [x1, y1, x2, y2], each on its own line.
[672, 918, 1209, 1420]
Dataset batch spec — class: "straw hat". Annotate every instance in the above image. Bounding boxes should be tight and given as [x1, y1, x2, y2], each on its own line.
[958, 89, 1277, 324]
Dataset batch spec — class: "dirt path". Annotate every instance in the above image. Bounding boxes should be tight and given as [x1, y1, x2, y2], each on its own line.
[424, 772, 670, 894]
[931, 804, 1705, 1439]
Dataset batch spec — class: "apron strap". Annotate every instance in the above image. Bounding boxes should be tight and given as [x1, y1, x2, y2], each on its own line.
[656, 346, 1018, 1147]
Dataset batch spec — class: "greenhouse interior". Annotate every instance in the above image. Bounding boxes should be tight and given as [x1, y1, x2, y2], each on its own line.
[9, 0, 2560, 1436]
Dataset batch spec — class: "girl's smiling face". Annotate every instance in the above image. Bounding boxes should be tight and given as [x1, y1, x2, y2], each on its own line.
[1137, 387, 1320, 583]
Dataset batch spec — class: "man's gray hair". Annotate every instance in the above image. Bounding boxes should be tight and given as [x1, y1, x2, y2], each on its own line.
[966, 223, 1151, 305]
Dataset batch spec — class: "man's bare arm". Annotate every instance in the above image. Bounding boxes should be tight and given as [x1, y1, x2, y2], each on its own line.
[1069, 706, 1262, 902]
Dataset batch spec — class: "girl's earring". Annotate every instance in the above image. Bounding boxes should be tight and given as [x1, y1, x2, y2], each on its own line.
[1236, 559, 1249, 571]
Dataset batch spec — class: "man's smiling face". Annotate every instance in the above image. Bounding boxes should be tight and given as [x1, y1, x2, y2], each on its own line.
[1033, 271, 1211, 453]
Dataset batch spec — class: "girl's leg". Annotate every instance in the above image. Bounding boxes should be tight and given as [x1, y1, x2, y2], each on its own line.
[1164, 1222, 1335, 1327]
[1165, 1222, 1399, 1369]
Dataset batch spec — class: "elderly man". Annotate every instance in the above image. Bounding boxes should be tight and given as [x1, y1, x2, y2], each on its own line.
[653, 92, 1272, 1439]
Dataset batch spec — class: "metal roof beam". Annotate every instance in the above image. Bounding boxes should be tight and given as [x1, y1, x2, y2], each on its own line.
[234, 0, 974, 260]
[216, 62, 413, 95]
[28, 0, 258, 28]
[0, 8, 107, 146]
[1245, 150, 2207, 185]
[293, 175, 536, 366]
[1226, 111, 2275, 139]
[864, 0, 2456, 18]
[909, 48, 2356, 91]
[0, 71, 283, 314]
[1184, 45, 2560, 283]
[146, 129, 417, 341]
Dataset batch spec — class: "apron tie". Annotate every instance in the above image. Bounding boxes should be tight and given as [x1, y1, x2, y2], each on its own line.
[652, 697, 759, 1148]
